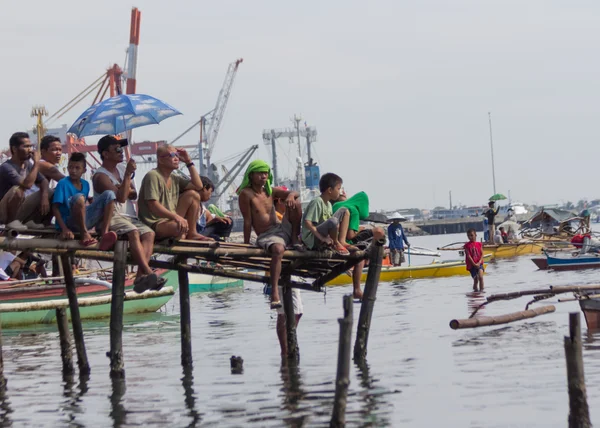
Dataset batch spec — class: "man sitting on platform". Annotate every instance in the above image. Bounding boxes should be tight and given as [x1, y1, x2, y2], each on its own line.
[38, 135, 65, 186]
[138, 145, 208, 241]
[92, 136, 164, 293]
[238, 160, 302, 310]
[196, 176, 233, 241]
[0, 132, 51, 230]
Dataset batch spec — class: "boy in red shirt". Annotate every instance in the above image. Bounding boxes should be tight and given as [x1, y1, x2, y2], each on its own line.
[464, 228, 484, 291]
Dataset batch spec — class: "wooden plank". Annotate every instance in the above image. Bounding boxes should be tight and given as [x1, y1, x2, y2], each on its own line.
[450, 305, 556, 329]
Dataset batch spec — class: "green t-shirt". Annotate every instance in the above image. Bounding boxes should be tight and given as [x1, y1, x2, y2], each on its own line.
[138, 169, 191, 228]
[301, 196, 332, 249]
[332, 191, 370, 234]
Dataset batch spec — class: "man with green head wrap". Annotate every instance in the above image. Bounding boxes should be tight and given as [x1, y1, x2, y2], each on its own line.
[238, 160, 302, 311]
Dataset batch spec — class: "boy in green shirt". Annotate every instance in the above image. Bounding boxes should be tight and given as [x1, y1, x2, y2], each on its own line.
[301, 173, 351, 255]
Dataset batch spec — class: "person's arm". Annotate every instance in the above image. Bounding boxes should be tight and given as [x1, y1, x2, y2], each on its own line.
[303, 201, 331, 245]
[401, 225, 410, 247]
[178, 149, 203, 190]
[238, 190, 252, 244]
[38, 177, 50, 216]
[303, 219, 332, 245]
[39, 162, 65, 182]
[21, 151, 41, 190]
[272, 187, 299, 208]
[52, 203, 74, 240]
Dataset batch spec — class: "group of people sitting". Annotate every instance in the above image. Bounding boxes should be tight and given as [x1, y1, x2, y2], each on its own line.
[0, 132, 233, 290]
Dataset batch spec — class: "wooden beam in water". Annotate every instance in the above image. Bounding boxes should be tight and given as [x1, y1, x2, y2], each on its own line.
[449, 305, 556, 329]
[331, 294, 353, 427]
[55, 308, 74, 375]
[564, 312, 591, 427]
[178, 257, 193, 367]
[109, 241, 127, 379]
[282, 276, 298, 362]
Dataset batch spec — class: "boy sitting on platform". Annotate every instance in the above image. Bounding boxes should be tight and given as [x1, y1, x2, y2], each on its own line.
[301, 173, 353, 255]
[196, 176, 233, 241]
[52, 153, 118, 250]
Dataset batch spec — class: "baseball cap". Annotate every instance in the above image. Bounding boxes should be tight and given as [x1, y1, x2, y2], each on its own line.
[97, 135, 128, 156]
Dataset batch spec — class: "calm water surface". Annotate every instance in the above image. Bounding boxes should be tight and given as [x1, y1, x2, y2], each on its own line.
[1, 232, 600, 427]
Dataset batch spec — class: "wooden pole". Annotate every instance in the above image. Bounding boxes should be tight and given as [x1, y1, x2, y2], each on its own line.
[450, 305, 555, 329]
[55, 308, 74, 375]
[60, 254, 90, 375]
[178, 261, 193, 367]
[565, 312, 591, 428]
[0, 317, 5, 391]
[331, 294, 353, 428]
[109, 241, 128, 379]
[282, 276, 299, 362]
[354, 241, 384, 361]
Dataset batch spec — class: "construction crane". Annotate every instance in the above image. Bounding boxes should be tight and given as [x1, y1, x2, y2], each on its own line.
[170, 58, 244, 180]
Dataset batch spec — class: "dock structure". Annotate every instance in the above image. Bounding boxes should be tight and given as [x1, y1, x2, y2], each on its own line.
[0, 232, 384, 393]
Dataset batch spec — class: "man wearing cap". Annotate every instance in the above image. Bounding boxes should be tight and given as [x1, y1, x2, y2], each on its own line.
[92, 135, 164, 292]
[137, 144, 207, 241]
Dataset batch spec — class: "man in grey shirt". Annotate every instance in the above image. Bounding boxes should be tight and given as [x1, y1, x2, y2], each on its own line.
[0, 132, 51, 230]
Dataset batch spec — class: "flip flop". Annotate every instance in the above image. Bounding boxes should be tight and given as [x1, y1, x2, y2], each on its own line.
[151, 276, 167, 291]
[99, 231, 118, 251]
[335, 246, 350, 256]
[270, 300, 282, 310]
[79, 238, 98, 247]
[133, 273, 158, 293]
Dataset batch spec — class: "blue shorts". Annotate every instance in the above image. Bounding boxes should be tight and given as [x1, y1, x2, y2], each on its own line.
[67, 190, 116, 231]
[470, 265, 484, 278]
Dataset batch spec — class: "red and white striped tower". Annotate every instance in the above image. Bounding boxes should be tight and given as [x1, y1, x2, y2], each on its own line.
[126, 7, 141, 95]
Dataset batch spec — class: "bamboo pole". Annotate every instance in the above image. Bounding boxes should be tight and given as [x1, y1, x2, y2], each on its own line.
[354, 240, 385, 361]
[178, 257, 193, 367]
[109, 241, 127, 379]
[282, 276, 299, 362]
[450, 305, 556, 329]
[330, 295, 353, 428]
[0, 317, 5, 391]
[487, 285, 600, 303]
[55, 308, 74, 375]
[60, 254, 90, 375]
[565, 312, 591, 428]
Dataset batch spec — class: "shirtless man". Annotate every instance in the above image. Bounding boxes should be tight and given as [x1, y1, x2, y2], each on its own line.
[238, 160, 302, 309]
[38, 135, 65, 185]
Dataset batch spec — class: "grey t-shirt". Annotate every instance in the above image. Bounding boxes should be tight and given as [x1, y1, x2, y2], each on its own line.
[0, 160, 45, 201]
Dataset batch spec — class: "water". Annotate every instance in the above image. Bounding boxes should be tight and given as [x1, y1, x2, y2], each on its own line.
[1, 232, 600, 427]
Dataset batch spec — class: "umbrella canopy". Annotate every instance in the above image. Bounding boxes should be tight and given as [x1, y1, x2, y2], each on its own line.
[67, 94, 182, 138]
[489, 193, 507, 202]
[365, 212, 389, 223]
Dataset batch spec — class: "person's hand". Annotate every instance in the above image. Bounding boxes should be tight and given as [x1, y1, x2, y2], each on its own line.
[285, 194, 296, 208]
[174, 215, 189, 234]
[216, 216, 232, 224]
[32, 149, 40, 164]
[61, 229, 74, 240]
[320, 235, 333, 246]
[406, 243, 411, 248]
[177, 148, 191, 164]
[125, 158, 137, 176]
[40, 197, 49, 216]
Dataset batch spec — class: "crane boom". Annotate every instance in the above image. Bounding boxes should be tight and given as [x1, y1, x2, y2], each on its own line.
[204, 58, 243, 164]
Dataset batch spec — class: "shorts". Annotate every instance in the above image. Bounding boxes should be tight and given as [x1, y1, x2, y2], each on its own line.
[307, 207, 348, 250]
[256, 218, 293, 251]
[67, 190, 116, 231]
[349, 228, 374, 244]
[99, 213, 153, 237]
[470, 266, 484, 278]
[276, 287, 303, 315]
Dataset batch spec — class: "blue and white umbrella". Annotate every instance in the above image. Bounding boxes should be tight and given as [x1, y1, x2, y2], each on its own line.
[67, 94, 182, 138]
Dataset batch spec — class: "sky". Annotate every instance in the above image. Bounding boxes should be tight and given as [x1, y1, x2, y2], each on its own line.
[1, 0, 599, 210]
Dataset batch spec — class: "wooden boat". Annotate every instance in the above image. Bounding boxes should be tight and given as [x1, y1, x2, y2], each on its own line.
[162, 270, 243, 293]
[0, 269, 176, 328]
[439, 241, 543, 259]
[531, 257, 548, 270]
[327, 259, 482, 286]
[545, 253, 600, 271]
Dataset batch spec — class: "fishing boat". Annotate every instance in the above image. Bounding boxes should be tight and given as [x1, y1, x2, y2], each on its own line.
[0, 269, 176, 328]
[544, 253, 600, 271]
[162, 269, 243, 293]
[439, 241, 543, 259]
[579, 296, 600, 329]
[327, 259, 483, 286]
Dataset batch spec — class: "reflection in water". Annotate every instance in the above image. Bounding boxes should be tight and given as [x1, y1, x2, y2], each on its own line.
[466, 291, 487, 317]
[355, 360, 393, 427]
[109, 378, 127, 428]
[181, 365, 201, 427]
[0, 388, 12, 427]
[279, 362, 307, 426]
[61, 373, 89, 426]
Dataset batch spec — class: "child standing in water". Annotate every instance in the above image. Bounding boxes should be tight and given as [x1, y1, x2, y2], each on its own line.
[464, 228, 484, 291]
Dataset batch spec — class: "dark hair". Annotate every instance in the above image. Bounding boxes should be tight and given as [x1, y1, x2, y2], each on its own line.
[319, 172, 343, 193]
[467, 228, 476, 234]
[9, 132, 29, 149]
[40, 135, 61, 151]
[69, 152, 87, 166]
[200, 176, 214, 191]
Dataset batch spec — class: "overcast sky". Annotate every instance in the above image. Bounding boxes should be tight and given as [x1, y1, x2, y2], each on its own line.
[1, 1, 598, 210]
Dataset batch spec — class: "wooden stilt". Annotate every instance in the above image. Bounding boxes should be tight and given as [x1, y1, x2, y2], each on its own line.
[0, 316, 5, 391]
[282, 276, 299, 361]
[353, 242, 384, 362]
[565, 312, 591, 428]
[55, 308, 74, 375]
[450, 305, 556, 329]
[178, 264, 193, 367]
[60, 254, 90, 375]
[330, 294, 353, 428]
[109, 240, 127, 379]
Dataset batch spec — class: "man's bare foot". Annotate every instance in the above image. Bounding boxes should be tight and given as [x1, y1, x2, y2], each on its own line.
[344, 244, 359, 252]
[187, 233, 214, 241]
